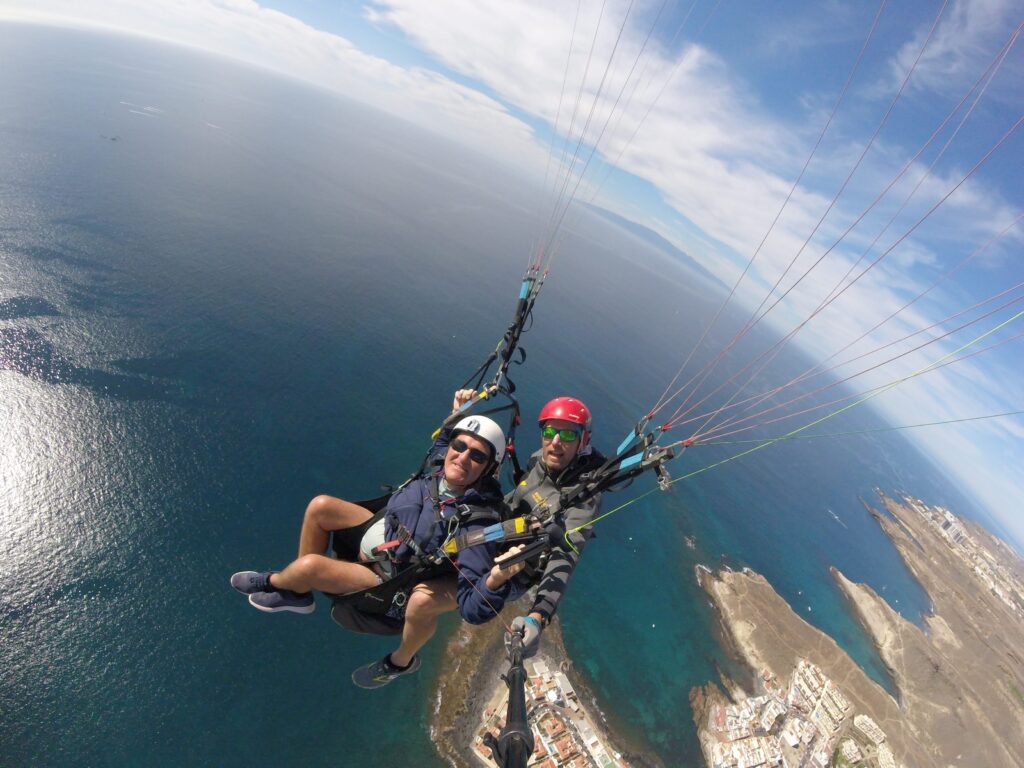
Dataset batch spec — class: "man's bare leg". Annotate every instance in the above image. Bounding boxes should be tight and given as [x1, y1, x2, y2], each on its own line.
[389, 578, 458, 668]
[270, 553, 379, 594]
[297, 494, 373, 558]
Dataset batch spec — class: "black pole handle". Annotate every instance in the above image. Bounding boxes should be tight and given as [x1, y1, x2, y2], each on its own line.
[486, 632, 534, 768]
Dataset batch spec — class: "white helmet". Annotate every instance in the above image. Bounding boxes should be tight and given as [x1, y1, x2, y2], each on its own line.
[451, 415, 506, 465]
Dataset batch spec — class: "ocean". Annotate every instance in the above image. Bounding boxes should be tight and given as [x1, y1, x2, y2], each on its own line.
[0, 24, 994, 767]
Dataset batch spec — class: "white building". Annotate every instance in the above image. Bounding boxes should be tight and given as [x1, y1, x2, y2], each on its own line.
[853, 714, 886, 745]
[877, 742, 897, 768]
[839, 739, 862, 764]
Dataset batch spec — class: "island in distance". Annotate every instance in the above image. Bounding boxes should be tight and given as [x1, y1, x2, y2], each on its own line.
[694, 491, 1024, 768]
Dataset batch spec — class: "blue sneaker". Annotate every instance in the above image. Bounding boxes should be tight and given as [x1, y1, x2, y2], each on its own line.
[230, 571, 275, 594]
[352, 654, 421, 689]
[248, 589, 315, 614]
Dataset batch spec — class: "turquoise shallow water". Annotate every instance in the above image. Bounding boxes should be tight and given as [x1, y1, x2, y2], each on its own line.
[0, 24, 994, 767]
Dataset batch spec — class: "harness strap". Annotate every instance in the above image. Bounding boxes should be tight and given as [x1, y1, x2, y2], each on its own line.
[372, 520, 423, 561]
[329, 560, 445, 615]
[382, 476, 506, 566]
[441, 516, 536, 556]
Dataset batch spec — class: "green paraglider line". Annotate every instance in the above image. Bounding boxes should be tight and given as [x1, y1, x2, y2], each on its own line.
[568, 308, 1024, 542]
[696, 410, 1024, 446]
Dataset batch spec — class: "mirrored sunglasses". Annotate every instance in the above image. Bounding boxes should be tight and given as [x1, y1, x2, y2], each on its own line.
[541, 425, 580, 443]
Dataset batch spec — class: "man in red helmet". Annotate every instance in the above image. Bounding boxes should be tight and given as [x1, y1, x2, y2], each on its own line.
[392, 391, 605, 662]
[501, 394, 606, 658]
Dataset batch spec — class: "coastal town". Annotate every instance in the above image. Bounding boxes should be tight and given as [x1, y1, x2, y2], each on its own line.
[900, 495, 1024, 616]
[471, 655, 632, 768]
[701, 658, 900, 768]
[691, 491, 1024, 768]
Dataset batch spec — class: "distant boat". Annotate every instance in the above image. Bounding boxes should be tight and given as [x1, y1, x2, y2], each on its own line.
[828, 508, 849, 529]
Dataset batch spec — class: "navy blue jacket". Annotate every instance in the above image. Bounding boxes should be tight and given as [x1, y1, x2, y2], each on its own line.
[384, 440, 511, 625]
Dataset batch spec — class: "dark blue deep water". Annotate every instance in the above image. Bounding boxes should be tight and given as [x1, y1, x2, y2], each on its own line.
[0, 24, 996, 767]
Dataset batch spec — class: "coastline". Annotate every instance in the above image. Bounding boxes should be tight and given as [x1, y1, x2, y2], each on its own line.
[692, 491, 1024, 768]
[430, 491, 1024, 768]
[693, 565, 920, 765]
[529, 618, 665, 768]
[431, 617, 507, 768]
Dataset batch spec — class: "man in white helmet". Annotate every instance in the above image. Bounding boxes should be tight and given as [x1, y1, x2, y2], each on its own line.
[231, 410, 520, 688]
[394, 391, 605, 664]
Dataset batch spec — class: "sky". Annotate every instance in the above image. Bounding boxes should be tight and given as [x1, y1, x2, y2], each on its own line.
[2, 0, 1022, 546]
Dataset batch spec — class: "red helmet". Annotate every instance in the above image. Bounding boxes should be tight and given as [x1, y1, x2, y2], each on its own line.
[538, 397, 592, 432]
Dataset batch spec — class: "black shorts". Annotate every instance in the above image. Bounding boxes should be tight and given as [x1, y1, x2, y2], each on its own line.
[330, 495, 391, 562]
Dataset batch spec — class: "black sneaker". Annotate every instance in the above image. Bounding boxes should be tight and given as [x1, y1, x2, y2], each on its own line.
[352, 655, 421, 689]
[247, 589, 315, 614]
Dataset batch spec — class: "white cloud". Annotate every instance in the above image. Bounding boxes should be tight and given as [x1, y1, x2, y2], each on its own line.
[887, 0, 1024, 101]
[367, 0, 811, 252]
[8, 1, 1015, 277]
[360, 2, 1020, 359]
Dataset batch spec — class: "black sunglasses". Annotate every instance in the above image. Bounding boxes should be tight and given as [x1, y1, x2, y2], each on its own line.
[450, 438, 491, 465]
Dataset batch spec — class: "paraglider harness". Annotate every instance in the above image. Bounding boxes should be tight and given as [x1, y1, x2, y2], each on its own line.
[328, 387, 526, 635]
[327, 399, 679, 638]
[328, 470, 507, 636]
[328, 268, 543, 635]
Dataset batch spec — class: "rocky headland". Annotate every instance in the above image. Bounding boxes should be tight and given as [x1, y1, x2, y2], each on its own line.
[695, 492, 1024, 768]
